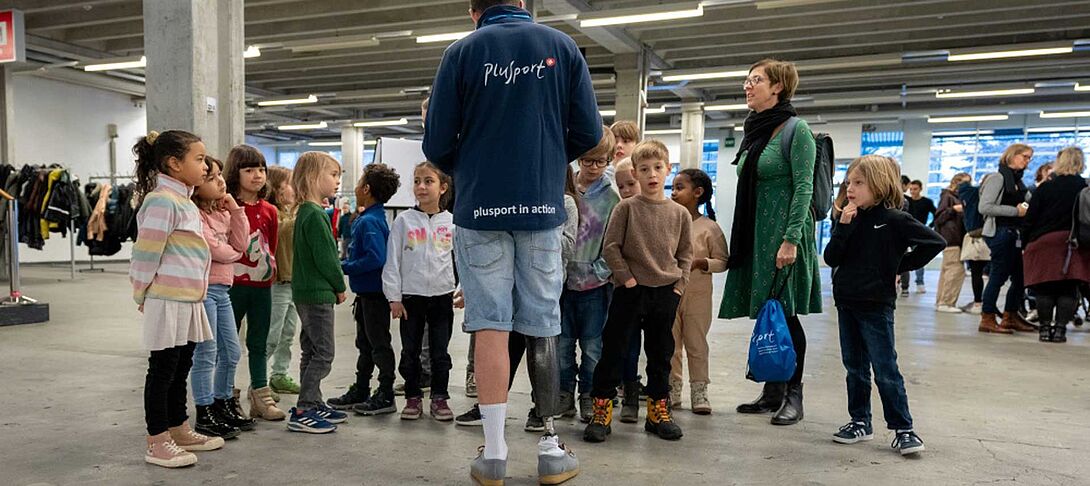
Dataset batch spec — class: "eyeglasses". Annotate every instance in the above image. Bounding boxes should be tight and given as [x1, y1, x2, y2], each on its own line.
[742, 75, 765, 88]
[579, 158, 610, 168]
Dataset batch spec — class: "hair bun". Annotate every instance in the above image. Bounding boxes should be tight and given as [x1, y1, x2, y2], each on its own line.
[146, 131, 160, 145]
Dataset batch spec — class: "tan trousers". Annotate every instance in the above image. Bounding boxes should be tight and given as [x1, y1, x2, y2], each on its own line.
[671, 291, 713, 384]
[935, 246, 966, 307]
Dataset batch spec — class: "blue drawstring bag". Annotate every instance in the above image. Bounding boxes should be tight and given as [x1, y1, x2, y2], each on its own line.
[746, 268, 797, 383]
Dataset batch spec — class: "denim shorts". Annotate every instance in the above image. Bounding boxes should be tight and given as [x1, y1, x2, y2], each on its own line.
[454, 226, 563, 338]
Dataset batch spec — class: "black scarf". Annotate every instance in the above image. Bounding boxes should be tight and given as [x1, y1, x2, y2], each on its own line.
[997, 164, 1026, 203]
[727, 102, 797, 269]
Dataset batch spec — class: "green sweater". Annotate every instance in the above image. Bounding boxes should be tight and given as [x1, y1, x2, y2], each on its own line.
[292, 201, 347, 304]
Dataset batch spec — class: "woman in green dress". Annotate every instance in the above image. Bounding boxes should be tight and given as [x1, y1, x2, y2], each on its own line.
[719, 59, 822, 426]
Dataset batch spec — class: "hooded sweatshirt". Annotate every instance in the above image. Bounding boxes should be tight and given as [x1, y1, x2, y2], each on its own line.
[566, 174, 620, 291]
[382, 208, 456, 302]
[422, 4, 602, 231]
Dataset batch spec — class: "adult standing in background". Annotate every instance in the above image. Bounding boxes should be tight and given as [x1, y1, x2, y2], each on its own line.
[423, 0, 602, 484]
[934, 173, 971, 313]
[719, 59, 821, 427]
[977, 143, 1036, 334]
[902, 180, 937, 296]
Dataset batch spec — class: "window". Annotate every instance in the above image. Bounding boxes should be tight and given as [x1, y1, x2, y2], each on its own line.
[861, 131, 904, 160]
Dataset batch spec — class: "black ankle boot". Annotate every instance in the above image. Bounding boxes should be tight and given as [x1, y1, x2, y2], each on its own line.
[1039, 322, 1054, 342]
[196, 404, 241, 439]
[770, 383, 804, 425]
[215, 398, 256, 431]
[1052, 324, 1067, 343]
[736, 382, 786, 414]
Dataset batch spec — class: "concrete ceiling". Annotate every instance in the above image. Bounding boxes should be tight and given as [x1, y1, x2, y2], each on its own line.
[11, 0, 1090, 141]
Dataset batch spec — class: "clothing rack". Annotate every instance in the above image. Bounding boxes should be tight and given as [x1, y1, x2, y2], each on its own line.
[81, 175, 134, 274]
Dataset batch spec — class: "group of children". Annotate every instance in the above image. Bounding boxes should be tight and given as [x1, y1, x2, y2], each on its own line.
[132, 119, 935, 469]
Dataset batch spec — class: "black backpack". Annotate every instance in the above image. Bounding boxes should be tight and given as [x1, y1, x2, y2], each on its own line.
[781, 117, 835, 221]
[1069, 186, 1090, 248]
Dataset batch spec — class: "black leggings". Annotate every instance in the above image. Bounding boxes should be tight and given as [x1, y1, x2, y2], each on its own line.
[969, 261, 988, 303]
[1033, 282, 1080, 326]
[786, 316, 806, 385]
[145, 342, 196, 436]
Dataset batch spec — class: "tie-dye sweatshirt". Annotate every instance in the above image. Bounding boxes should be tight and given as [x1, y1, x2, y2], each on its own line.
[565, 174, 620, 291]
[130, 174, 211, 305]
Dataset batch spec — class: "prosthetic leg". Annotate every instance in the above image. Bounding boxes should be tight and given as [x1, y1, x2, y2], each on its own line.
[525, 335, 580, 485]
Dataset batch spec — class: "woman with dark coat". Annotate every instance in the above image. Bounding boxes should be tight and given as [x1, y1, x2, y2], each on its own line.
[934, 173, 971, 313]
[1022, 147, 1089, 343]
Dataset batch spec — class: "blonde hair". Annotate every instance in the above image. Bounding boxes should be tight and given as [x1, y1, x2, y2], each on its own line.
[750, 59, 799, 103]
[292, 152, 340, 202]
[631, 140, 670, 167]
[947, 172, 971, 191]
[844, 155, 904, 210]
[581, 125, 616, 162]
[1053, 147, 1085, 176]
[1000, 143, 1033, 167]
[615, 157, 633, 174]
[266, 166, 294, 213]
[610, 120, 640, 142]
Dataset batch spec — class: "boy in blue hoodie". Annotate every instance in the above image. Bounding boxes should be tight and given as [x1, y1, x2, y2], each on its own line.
[328, 163, 401, 416]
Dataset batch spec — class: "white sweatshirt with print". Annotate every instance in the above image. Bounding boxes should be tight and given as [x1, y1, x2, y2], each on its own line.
[382, 208, 457, 302]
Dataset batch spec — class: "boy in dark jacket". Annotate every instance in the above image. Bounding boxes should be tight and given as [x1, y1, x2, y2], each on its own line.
[824, 155, 945, 456]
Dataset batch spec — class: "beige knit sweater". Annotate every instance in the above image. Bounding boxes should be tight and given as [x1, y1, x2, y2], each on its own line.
[602, 195, 694, 293]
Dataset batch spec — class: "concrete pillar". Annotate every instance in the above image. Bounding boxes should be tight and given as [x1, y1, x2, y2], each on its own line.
[614, 50, 648, 133]
[0, 65, 13, 167]
[680, 102, 705, 170]
[901, 118, 932, 184]
[341, 126, 364, 194]
[143, 0, 244, 159]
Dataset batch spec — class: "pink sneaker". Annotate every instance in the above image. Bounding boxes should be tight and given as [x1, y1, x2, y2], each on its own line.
[401, 397, 423, 420]
[430, 398, 454, 422]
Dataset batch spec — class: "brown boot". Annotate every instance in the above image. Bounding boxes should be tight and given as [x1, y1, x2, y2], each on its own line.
[169, 422, 224, 452]
[979, 313, 1013, 334]
[248, 386, 287, 421]
[1001, 312, 1036, 332]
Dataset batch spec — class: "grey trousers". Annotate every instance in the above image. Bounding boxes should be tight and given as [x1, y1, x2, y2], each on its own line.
[297, 303, 335, 410]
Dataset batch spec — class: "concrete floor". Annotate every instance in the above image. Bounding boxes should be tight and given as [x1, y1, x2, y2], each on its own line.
[1, 262, 1088, 486]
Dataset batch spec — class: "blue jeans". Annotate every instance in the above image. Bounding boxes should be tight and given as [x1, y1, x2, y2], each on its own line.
[191, 284, 242, 406]
[837, 304, 913, 430]
[454, 226, 563, 338]
[559, 284, 612, 395]
[983, 226, 1024, 315]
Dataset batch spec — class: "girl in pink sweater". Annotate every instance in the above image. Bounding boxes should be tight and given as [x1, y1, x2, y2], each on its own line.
[190, 156, 254, 439]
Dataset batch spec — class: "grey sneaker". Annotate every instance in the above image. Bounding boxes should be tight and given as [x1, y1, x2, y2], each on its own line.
[558, 391, 577, 418]
[470, 446, 506, 486]
[538, 435, 579, 485]
[578, 394, 593, 423]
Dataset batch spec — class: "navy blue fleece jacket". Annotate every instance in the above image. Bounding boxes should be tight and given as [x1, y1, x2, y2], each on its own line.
[341, 204, 388, 294]
[422, 5, 603, 231]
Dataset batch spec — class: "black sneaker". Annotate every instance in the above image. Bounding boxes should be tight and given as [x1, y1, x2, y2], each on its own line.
[524, 408, 545, 433]
[900, 289, 910, 298]
[328, 384, 369, 410]
[833, 421, 873, 444]
[455, 403, 483, 426]
[353, 391, 397, 416]
[891, 430, 925, 455]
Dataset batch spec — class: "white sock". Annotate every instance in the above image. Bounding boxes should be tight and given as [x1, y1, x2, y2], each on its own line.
[538, 434, 565, 457]
[480, 403, 508, 460]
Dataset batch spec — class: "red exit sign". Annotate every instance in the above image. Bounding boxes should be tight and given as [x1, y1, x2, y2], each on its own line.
[0, 10, 26, 64]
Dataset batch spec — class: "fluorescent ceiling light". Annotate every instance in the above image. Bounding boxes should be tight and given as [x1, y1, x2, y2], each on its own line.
[580, 4, 703, 28]
[416, 32, 472, 44]
[599, 110, 616, 117]
[756, 0, 845, 9]
[353, 118, 410, 128]
[278, 121, 328, 130]
[364, 140, 378, 146]
[1076, 83, 1090, 92]
[927, 114, 1009, 124]
[645, 129, 682, 135]
[257, 94, 319, 107]
[284, 35, 380, 53]
[243, 46, 261, 59]
[661, 70, 748, 82]
[645, 106, 667, 114]
[308, 141, 342, 147]
[935, 88, 1034, 99]
[705, 103, 750, 112]
[83, 55, 146, 72]
[734, 126, 745, 132]
[947, 47, 1072, 62]
[1040, 111, 1090, 118]
[1027, 126, 1080, 133]
[934, 130, 994, 136]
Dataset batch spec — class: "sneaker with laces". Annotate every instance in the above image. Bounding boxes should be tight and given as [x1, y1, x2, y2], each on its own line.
[287, 407, 337, 434]
[900, 289, 910, 298]
[892, 430, 925, 455]
[313, 404, 349, 424]
[582, 398, 613, 443]
[578, 394, 594, 423]
[145, 433, 198, 468]
[456, 403, 483, 426]
[269, 374, 301, 394]
[557, 391, 577, 418]
[354, 390, 397, 416]
[328, 384, 369, 410]
[525, 408, 545, 432]
[430, 398, 454, 422]
[169, 422, 225, 452]
[645, 398, 683, 441]
[538, 434, 580, 485]
[833, 421, 874, 444]
[936, 305, 963, 314]
[470, 446, 506, 486]
[402, 397, 423, 420]
[465, 371, 478, 398]
[916, 285, 927, 294]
